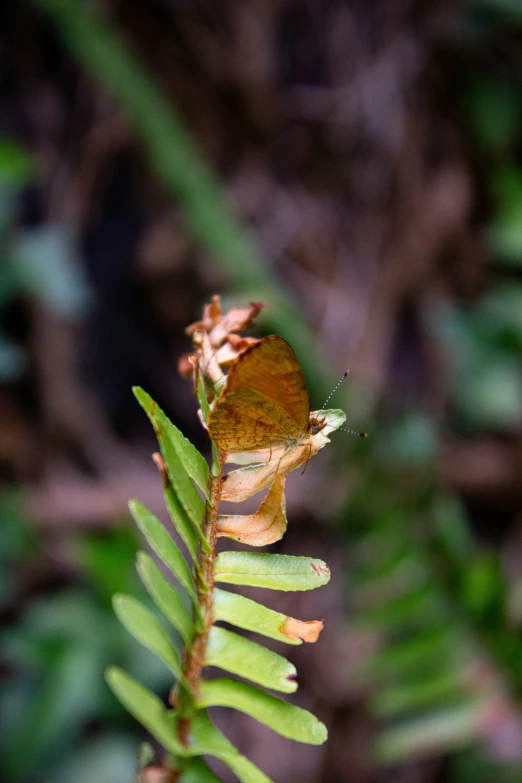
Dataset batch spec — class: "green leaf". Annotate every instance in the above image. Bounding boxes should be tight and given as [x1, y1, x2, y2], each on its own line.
[374, 700, 486, 763]
[2, 632, 100, 780]
[163, 483, 199, 563]
[105, 667, 181, 755]
[455, 356, 522, 428]
[138, 742, 155, 769]
[113, 594, 181, 679]
[213, 588, 301, 645]
[198, 679, 327, 744]
[464, 79, 519, 154]
[78, 525, 138, 601]
[0, 137, 34, 184]
[195, 370, 211, 422]
[134, 386, 209, 498]
[355, 585, 441, 627]
[206, 626, 297, 693]
[461, 551, 502, 619]
[368, 628, 461, 677]
[136, 551, 194, 647]
[14, 224, 91, 319]
[432, 495, 474, 564]
[133, 388, 206, 539]
[189, 710, 273, 783]
[129, 500, 198, 607]
[195, 371, 220, 470]
[371, 670, 467, 718]
[214, 552, 330, 591]
[181, 756, 222, 783]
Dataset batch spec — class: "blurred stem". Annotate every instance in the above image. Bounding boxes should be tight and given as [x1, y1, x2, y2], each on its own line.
[31, 0, 325, 382]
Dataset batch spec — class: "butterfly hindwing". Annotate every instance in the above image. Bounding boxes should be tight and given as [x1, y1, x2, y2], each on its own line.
[209, 389, 302, 451]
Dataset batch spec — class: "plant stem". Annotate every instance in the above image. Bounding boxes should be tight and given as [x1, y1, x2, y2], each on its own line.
[177, 450, 226, 747]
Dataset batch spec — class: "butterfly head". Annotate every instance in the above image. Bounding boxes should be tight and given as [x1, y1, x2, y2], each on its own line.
[309, 415, 327, 436]
[308, 408, 346, 440]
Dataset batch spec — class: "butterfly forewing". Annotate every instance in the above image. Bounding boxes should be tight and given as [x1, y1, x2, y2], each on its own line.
[225, 337, 309, 428]
[208, 336, 311, 452]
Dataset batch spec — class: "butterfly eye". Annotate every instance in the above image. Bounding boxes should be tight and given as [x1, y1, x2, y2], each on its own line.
[310, 418, 327, 436]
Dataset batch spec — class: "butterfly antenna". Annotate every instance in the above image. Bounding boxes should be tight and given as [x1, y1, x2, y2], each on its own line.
[319, 370, 369, 438]
[320, 371, 349, 410]
[339, 427, 368, 438]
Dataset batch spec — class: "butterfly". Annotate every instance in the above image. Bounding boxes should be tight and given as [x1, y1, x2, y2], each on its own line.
[208, 335, 327, 453]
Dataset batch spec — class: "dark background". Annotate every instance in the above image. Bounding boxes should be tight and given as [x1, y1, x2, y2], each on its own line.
[2, 1, 522, 781]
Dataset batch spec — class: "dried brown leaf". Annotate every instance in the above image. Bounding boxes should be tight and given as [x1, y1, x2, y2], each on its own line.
[186, 295, 267, 348]
[208, 301, 266, 346]
[216, 335, 260, 367]
[185, 294, 223, 336]
[221, 432, 329, 503]
[280, 617, 324, 643]
[217, 472, 287, 545]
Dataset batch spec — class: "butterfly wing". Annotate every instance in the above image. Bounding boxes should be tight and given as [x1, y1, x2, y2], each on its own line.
[208, 390, 296, 451]
[225, 336, 310, 430]
[208, 336, 310, 452]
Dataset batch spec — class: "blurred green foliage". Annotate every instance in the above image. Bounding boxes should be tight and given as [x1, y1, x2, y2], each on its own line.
[0, 499, 171, 783]
[32, 0, 325, 386]
[2, 0, 522, 780]
[429, 289, 522, 429]
[0, 137, 33, 381]
[345, 420, 522, 771]
[0, 135, 91, 384]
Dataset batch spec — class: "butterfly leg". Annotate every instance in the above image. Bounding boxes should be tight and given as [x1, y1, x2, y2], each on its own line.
[300, 444, 312, 475]
[273, 445, 290, 477]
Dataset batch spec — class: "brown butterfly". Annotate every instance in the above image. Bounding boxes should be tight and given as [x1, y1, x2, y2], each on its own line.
[208, 335, 330, 453]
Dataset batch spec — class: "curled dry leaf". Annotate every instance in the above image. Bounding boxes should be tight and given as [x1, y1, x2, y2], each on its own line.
[280, 617, 324, 643]
[222, 443, 312, 503]
[177, 352, 195, 377]
[151, 451, 169, 489]
[216, 335, 260, 367]
[206, 301, 266, 347]
[182, 295, 267, 385]
[217, 472, 287, 546]
[185, 294, 267, 348]
[185, 294, 222, 337]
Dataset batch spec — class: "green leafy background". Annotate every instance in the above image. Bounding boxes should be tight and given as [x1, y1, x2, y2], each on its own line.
[2, 0, 522, 781]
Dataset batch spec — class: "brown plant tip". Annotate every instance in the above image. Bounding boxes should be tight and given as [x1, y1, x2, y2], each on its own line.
[152, 452, 169, 489]
[180, 295, 268, 393]
[185, 294, 267, 346]
[185, 294, 222, 336]
[280, 617, 324, 643]
[177, 353, 194, 377]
